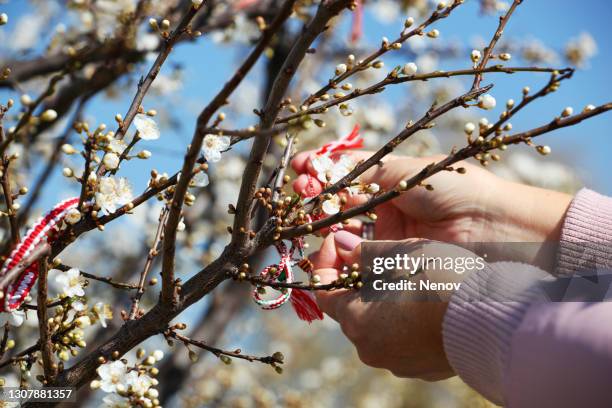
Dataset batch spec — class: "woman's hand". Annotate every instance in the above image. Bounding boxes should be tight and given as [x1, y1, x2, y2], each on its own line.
[292, 151, 572, 271]
[311, 231, 472, 380]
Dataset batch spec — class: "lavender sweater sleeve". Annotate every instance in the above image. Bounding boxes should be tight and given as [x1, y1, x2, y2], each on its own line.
[442, 189, 612, 407]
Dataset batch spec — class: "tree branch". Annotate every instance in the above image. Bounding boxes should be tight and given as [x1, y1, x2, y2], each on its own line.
[471, 0, 522, 89]
[231, 0, 351, 247]
[37, 256, 57, 383]
[160, 0, 298, 306]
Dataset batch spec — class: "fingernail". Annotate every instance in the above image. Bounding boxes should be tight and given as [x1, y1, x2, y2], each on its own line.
[334, 230, 362, 251]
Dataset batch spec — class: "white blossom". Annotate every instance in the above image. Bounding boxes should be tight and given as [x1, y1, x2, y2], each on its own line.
[100, 393, 130, 408]
[93, 302, 112, 328]
[65, 208, 82, 225]
[152, 350, 164, 361]
[103, 152, 120, 170]
[97, 360, 129, 393]
[322, 194, 341, 215]
[311, 154, 355, 184]
[478, 94, 497, 110]
[191, 171, 209, 187]
[133, 114, 160, 141]
[202, 134, 230, 163]
[565, 32, 597, 67]
[55, 268, 85, 298]
[95, 177, 133, 214]
[0, 309, 25, 327]
[108, 138, 127, 155]
[125, 371, 154, 396]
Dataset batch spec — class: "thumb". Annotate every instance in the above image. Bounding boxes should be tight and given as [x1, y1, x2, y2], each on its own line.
[333, 230, 363, 265]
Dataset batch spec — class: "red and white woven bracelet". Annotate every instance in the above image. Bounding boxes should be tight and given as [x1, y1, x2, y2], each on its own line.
[0, 197, 79, 312]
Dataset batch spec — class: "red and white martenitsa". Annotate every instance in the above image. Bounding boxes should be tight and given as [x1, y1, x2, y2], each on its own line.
[0, 197, 80, 312]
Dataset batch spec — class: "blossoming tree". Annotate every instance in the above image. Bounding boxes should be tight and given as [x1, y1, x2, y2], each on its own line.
[0, 0, 610, 406]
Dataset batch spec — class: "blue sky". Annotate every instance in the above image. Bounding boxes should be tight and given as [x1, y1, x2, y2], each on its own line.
[1, 0, 611, 207]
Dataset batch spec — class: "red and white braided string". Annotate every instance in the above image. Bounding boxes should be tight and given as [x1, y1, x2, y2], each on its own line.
[0, 197, 79, 312]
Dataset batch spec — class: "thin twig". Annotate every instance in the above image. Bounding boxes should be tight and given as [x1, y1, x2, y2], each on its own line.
[242, 274, 346, 291]
[302, 0, 464, 106]
[471, 0, 522, 89]
[0, 323, 9, 362]
[55, 264, 139, 290]
[278, 66, 570, 124]
[1, 157, 20, 245]
[18, 99, 87, 226]
[95, 1, 206, 177]
[165, 329, 283, 366]
[0, 71, 67, 156]
[37, 256, 57, 383]
[0, 321, 78, 369]
[129, 206, 169, 319]
[202, 125, 289, 143]
[271, 134, 295, 204]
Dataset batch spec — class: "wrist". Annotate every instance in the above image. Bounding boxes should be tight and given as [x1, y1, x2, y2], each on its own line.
[487, 179, 573, 271]
[500, 180, 572, 241]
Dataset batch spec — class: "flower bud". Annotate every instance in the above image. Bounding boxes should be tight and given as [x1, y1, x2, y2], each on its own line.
[137, 150, 152, 159]
[470, 49, 481, 63]
[40, 109, 58, 122]
[464, 122, 475, 135]
[335, 63, 347, 76]
[0, 13, 7, 26]
[536, 145, 551, 155]
[478, 94, 496, 110]
[561, 106, 573, 117]
[20, 94, 32, 106]
[401, 62, 418, 76]
[61, 144, 77, 155]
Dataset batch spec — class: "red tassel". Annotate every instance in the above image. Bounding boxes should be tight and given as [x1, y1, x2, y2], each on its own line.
[290, 289, 323, 323]
[316, 124, 364, 155]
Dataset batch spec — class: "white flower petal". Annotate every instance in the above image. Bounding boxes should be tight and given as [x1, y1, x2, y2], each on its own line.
[134, 114, 160, 141]
[192, 172, 209, 187]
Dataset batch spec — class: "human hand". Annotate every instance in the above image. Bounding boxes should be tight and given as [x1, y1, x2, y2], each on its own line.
[292, 151, 573, 271]
[310, 230, 472, 380]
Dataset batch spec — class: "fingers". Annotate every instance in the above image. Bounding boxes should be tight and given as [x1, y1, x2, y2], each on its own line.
[310, 233, 341, 270]
[291, 151, 316, 174]
[334, 230, 363, 265]
[292, 174, 323, 197]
